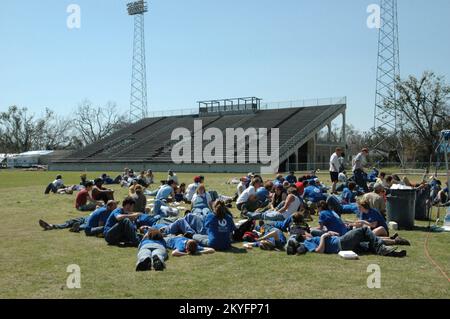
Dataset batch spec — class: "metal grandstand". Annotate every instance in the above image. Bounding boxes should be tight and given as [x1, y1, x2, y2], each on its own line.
[51, 97, 347, 172]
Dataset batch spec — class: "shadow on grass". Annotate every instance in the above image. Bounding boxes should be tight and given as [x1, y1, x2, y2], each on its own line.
[218, 246, 248, 254]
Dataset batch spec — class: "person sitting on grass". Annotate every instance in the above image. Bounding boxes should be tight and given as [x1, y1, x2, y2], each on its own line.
[303, 179, 327, 206]
[84, 200, 118, 237]
[285, 171, 297, 185]
[130, 184, 147, 213]
[191, 184, 213, 214]
[92, 178, 115, 204]
[44, 174, 65, 194]
[186, 176, 201, 202]
[236, 177, 263, 213]
[75, 181, 103, 211]
[165, 234, 215, 257]
[340, 181, 357, 204]
[353, 198, 389, 237]
[136, 229, 168, 271]
[310, 200, 349, 237]
[103, 196, 141, 246]
[174, 183, 187, 202]
[256, 181, 273, 208]
[271, 183, 287, 210]
[156, 179, 177, 201]
[246, 187, 302, 221]
[291, 227, 407, 257]
[193, 200, 236, 251]
[362, 183, 387, 218]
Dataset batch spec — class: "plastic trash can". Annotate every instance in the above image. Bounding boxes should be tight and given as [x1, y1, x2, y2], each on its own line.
[386, 189, 416, 230]
[415, 186, 430, 220]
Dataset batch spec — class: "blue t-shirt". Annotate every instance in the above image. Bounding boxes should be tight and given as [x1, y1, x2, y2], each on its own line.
[204, 213, 236, 251]
[303, 236, 341, 254]
[136, 214, 160, 228]
[256, 188, 270, 202]
[156, 185, 173, 200]
[340, 188, 356, 204]
[303, 185, 327, 203]
[85, 207, 112, 232]
[358, 208, 388, 231]
[103, 208, 124, 234]
[165, 236, 204, 252]
[285, 175, 297, 184]
[139, 238, 167, 249]
[318, 210, 348, 235]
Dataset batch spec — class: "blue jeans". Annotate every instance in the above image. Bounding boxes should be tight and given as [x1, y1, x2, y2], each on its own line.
[353, 169, 369, 193]
[136, 242, 168, 267]
[193, 234, 209, 247]
[339, 227, 385, 255]
[54, 216, 88, 230]
[104, 219, 138, 245]
[164, 218, 196, 235]
[247, 210, 286, 221]
[327, 195, 358, 215]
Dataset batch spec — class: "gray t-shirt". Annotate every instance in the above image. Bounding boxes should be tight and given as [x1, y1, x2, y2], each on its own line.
[352, 152, 366, 172]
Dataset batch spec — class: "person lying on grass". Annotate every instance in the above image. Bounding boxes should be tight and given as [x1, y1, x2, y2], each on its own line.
[165, 234, 215, 257]
[243, 227, 287, 251]
[292, 227, 408, 257]
[38, 200, 118, 236]
[136, 229, 168, 271]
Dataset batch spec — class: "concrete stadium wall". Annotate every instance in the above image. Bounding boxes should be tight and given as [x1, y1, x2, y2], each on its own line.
[49, 162, 267, 173]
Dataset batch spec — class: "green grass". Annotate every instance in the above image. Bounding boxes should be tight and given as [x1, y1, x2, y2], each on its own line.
[0, 170, 449, 299]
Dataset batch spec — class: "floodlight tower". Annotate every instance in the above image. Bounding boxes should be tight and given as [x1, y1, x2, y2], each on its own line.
[373, 0, 402, 162]
[127, 0, 149, 122]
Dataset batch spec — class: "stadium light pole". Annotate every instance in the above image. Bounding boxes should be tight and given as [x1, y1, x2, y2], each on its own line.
[127, 0, 149, 123]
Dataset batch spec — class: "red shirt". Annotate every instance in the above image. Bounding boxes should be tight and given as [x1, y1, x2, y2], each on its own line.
[75, 189, 90, 208]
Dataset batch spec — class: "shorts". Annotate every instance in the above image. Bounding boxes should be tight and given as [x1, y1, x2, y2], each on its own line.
[330, 171, 339, 182]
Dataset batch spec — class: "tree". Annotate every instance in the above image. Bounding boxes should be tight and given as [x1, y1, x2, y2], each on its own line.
[73, 100, 128, 146]
[0, 106, 37, 153]
[385, 71, 450, 162]
[0, 106, 76, 153]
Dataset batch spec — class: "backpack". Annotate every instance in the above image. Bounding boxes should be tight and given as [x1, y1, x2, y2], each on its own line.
[232, 218, 255, 241]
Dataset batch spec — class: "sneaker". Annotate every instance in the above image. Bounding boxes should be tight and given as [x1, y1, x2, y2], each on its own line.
[390, 233, 399, 240]
[394, 237, 411, 246]
[136, 257, 152, 272]
[152, 255, 165, 271]
[39, 219, 53, 231]
[286, 240, 297, 255]
[69, 222, 81, 233]
[379, 245, 398, 256]
[386, 250, 407, 258]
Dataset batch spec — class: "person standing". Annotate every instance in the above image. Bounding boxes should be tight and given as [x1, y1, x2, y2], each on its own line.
[329, 147, 343, 194]
[352, 148, 370, 193]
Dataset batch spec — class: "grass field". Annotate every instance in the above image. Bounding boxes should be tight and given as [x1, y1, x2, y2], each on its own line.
[0, 170, 449, 299]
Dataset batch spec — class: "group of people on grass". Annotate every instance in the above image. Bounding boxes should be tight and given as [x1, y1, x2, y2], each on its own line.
[40, 149, 429, 272]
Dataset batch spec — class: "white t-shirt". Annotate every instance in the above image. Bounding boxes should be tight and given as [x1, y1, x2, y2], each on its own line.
[52, 179, 64, 188]
[237, 185, 256, 205]
[329, 153, 340, 172]
[168, 174, 179, 185]
[191, 192, 212, 207]
[338, 173, 347, 183]
[237, 182, 247, 196]
[186, 182, 199, 201]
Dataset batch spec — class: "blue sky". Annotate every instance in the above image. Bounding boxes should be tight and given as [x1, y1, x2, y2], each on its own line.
[0, 0, 449, 130]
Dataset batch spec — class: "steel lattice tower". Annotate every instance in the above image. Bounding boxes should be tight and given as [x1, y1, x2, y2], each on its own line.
[374, 0, 400, 132]
[127, 1, 148, 122]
